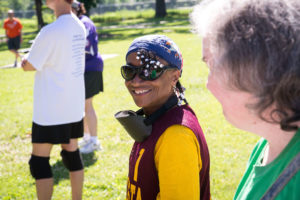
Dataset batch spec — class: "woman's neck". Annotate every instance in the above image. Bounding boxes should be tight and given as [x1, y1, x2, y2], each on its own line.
[143, 95, 177, 116]
[54, 3, 71, 18]
[260, 125, 296, 165]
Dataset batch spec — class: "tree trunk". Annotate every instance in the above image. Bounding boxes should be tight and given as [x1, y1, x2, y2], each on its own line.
[34, 0, 44, 30]
[155, 0, 167, 18]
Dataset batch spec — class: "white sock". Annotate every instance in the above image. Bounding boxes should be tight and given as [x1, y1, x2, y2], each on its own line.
[83, 133, 91, 141]
[90, 136, 98, 144]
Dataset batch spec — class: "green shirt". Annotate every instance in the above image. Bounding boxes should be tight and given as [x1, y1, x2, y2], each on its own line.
[234, 129, 300, 200]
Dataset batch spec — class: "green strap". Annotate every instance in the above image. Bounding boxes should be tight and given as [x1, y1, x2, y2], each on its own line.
[261, 152, 300, 200]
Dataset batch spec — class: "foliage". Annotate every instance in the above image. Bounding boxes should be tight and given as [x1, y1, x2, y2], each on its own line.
[79, 0, 103, 15]
[0, 10, 259, 200]
[0, 1, 9, 17]
[0, 0, 32, 15]
[8, 0, 22, 11]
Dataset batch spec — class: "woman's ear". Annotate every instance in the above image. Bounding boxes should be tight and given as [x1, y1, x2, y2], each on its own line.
[171, 70, 181, 84]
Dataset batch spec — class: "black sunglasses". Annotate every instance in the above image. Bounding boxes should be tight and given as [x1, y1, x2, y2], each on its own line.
[121, 64, 173, 81]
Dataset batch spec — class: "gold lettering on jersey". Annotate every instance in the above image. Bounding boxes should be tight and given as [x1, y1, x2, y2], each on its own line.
[134, 148, 145, 182]
[126, 179, 142, 200]
[130, 184, 136, 200]
[136, 187, 141, 200]
[126, 148, 145, 200]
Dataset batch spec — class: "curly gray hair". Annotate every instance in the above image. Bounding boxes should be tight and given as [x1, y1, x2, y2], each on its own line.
[191, 0, 300, 131]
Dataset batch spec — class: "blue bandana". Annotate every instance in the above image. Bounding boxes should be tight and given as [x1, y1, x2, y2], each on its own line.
[126, 35, 183, 71]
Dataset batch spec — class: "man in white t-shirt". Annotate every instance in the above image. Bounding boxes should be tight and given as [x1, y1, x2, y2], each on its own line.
[21, 0, 86, 199]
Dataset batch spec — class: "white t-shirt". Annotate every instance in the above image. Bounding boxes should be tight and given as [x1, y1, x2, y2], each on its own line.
[27, 13, 86, 126]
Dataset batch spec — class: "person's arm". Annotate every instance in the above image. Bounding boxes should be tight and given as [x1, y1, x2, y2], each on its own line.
[20, 30, 22, 43]
[18, 19, 22, 43]
[91, 30, 99, 56]
[3, 22, 8, 41]
[26, 27, 53, 72]
[5, 30, 8, 40]
[21, 59, 36, 71]
[154, 125, 202, 200]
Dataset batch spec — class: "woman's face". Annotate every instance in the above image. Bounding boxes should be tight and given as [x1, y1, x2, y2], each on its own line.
[125, 52, 180, 115]
[202, 38, 258, 131]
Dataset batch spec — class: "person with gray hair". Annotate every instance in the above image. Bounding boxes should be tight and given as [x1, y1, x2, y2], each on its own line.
[191, 0, 300, 199]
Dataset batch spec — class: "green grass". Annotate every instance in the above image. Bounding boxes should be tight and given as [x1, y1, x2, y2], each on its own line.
[0, 10, 259, 200]
[91, 9, 191, 22]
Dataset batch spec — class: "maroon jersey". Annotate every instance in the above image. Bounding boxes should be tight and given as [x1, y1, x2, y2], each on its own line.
[127, 104, 210, 200]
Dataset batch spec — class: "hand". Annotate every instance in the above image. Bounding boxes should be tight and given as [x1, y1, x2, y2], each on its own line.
[21, 58, 36, 71]
[21, 58, 27, 69]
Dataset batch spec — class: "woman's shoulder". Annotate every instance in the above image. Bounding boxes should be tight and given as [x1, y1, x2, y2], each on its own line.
[165, 124, 195, 136]
[80, 15, 94, 25]
[154, 125, 199, 160]
[40, 20, 61, 34]
[165, 104, 198, 123]
[36, 23, 62, 42]
[157, 125, 198, 148]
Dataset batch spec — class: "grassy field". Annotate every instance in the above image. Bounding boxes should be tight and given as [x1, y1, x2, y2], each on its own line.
[0, 9, 259, 200]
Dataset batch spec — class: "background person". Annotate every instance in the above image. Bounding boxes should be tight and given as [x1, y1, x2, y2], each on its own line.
[72, 1, 104, 154]
[192, 0, 300, 199]
[118, 35, 210, 200]
[3, 9, 22, 67]
[21, 0, 86, 199]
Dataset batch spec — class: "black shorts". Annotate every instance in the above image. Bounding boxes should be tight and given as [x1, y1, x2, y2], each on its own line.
[84, 71, 103, 99]
[7, 35, 21, 50]
[32, 119, 83, 144]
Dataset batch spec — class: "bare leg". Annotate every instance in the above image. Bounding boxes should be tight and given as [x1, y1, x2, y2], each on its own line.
[9, 49, 21, 60]
[85, 97, 97, 137]
[61, 139, 83, 200]
[83, 117, 90, 134]
[32, 143, 53, 200]
[69, 170, 84, 200]
[36, 178, 54, 200]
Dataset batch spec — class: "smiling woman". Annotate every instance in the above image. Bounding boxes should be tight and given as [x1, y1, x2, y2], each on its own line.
[115, 35, 211, 200]
[125, 51, 178, 114]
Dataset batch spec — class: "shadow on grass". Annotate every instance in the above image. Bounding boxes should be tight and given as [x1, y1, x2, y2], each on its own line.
[0, 14, 191, 53]
[0, 23, 191, 52]
[96, 17, 190, 28]
[92, 9, 190, 26]
[52, 152, 98, 185]
[133, 17, 190, 28]
[98, 26, 191, 43]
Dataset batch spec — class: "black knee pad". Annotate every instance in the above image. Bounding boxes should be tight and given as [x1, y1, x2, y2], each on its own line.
[29, 155, 52, 180]
[60, 149, 83, 172]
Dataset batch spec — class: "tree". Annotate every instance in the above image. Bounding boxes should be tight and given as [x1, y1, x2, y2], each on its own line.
[0, 1, 9, 18]
[9, 0, 23, 11]
[79, 0, 103, 16]
[155, 0, 167, 18]
[34, 0, 45, 29]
